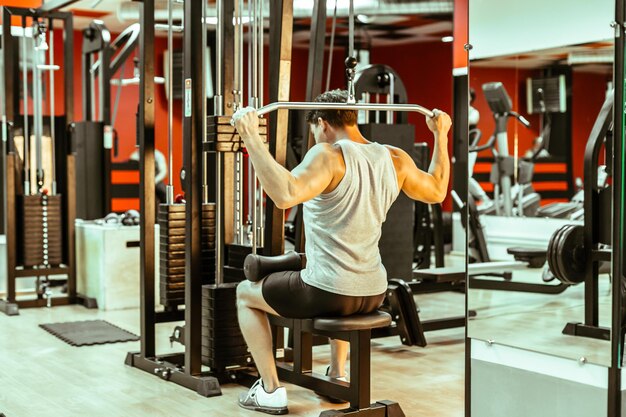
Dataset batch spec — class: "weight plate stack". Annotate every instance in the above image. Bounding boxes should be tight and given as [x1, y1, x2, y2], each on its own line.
[547, 224, 585, 285]
[159, 203, 217, 306]
[223, 244, 253, 283]
[206, 116, 268, 152]
[20, 194, 63, 267]
[201, 283, 252, 370]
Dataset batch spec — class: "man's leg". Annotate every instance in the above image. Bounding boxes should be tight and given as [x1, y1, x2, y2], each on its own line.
[329, 339, 349, 378]
[236, 279, 281, 392]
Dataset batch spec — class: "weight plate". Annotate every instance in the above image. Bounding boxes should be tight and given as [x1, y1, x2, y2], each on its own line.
[554, 224, 575, 283]
[547, 225, 567, 281]
[557, 225, 585, 284]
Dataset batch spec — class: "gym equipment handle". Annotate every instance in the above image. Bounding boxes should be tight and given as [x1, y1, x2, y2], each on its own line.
[243, 251, 304, 282]
[255, 101, 435, 118]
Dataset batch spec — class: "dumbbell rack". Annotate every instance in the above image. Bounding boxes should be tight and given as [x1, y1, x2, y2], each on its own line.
[0, 7, 96, 316]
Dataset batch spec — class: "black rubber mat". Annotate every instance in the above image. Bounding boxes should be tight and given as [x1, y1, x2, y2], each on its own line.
[39, 320, 139, 346]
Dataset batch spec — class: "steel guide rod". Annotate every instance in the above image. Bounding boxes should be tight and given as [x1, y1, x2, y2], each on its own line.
[387, 72, 394, 124]
[257, 0, 264, 249]
[22, 19, 30, 195]
[234, 0, 245, 245]
[166, 0, 174, 204]
[33, 23, 44, 190]
[201, 0, 209, 204]
[215, 0, 224, 284]
[48, 20, 56, 194]
[249, 0, 258, 254]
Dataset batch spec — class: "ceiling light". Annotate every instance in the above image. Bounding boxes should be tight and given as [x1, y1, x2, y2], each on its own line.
[441, 36, 454, 43]
[567, 50, 613, 65]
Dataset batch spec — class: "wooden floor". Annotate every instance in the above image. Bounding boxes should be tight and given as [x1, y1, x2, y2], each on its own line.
[468, 267, 612, 366]
[0, 292, 465, 417]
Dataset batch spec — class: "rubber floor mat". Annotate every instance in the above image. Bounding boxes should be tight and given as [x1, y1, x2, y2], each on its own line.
[39, 320, 139, 346]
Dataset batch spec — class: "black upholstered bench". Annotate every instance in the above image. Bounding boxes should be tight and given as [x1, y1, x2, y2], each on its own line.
[269, 312, 405, 417]
[244, 252, 405, 416]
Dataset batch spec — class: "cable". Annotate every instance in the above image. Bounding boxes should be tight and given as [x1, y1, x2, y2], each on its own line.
[325, 0, 338, 92]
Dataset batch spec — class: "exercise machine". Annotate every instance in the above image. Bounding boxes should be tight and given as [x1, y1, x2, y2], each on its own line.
[128, 1, 423, 414]
[0, 7, 95, 315]
[73, 21, 140, 220]
[479, 82, 541, 217]
[545, 91, 613, 341]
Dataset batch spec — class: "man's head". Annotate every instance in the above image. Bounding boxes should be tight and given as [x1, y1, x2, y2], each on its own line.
[305, 89, 358, 144]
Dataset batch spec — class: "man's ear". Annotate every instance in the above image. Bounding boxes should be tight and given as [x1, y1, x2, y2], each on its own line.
[318, 117, 329, 133]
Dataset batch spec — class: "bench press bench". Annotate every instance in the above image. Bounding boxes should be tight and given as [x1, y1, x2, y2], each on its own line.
[244, 252, 406, 417]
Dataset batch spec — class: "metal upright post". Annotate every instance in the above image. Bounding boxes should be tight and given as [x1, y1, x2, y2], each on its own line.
[608, 2, 624, 414]
[138, 0, 156, 359]
[265, 0, 292, 256]
[295, 0, 325, 253]
[183, 0, 204, 376]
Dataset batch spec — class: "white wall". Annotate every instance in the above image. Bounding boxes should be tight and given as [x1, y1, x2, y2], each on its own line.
[469, 0, 614, 60]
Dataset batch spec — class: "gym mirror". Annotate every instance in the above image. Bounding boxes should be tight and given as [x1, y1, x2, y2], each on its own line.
[467, 3, 614, 367]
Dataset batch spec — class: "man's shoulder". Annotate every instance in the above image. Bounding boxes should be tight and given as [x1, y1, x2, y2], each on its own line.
[381, 144, 409, 160]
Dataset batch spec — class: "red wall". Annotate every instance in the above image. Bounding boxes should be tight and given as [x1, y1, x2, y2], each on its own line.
[372, 42, 453, 149]
[471, 67, 611, 186]
[38, 25, 453, 210]
[571, 71, 611, 182]
[371, 42, 453, 209]
[39, 29, 183, 204]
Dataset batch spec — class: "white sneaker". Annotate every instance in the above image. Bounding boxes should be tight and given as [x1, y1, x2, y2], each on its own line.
[315, 367, 348, 404]
[238, 379, 289, 415]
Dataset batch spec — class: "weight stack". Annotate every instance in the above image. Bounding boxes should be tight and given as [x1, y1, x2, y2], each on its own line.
[224, 244, 253, 283]
[19, 194, 63, 267]
[201, 283, 252, 370]
[159, 203, 216, 306]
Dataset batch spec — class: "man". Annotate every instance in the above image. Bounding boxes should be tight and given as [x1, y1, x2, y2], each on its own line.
[232, 90, 451, 415]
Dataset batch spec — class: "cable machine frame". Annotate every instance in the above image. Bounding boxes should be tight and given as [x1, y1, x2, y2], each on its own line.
[0, 6, 94, 315]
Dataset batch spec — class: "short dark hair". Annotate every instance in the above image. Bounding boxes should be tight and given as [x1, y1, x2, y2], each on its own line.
[304, 89, 357, 128]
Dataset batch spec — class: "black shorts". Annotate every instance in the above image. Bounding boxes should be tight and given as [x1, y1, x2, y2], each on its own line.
[261, 270, 385, 319]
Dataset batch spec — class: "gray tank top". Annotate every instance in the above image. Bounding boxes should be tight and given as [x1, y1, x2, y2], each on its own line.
[300, 139, 400, 297]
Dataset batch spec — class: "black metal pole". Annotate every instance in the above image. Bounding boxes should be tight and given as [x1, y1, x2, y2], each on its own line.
[294, 0, 326, 253]
[609, 1, 624, 415]
[183, 0, 204, 377]
[138, 0, 156, 359]
[63, 15, 74, 124]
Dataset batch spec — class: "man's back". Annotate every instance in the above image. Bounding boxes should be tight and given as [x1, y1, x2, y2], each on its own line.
[301, 140, 400, 297]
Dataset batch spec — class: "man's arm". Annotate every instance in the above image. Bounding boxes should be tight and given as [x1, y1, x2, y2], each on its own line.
[398, 110, 451, 204]
[234, 107, 335, 209]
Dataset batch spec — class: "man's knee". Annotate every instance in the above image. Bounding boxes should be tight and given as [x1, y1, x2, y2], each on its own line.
[236, 280, 254, 309]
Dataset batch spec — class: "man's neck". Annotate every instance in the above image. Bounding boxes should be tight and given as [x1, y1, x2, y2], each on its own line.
[329, 125, 369, 145]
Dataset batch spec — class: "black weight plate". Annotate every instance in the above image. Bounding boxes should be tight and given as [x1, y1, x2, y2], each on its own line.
[202, 338, 247, 349]
[558, 225, 585, 284]
[548, 225, 567, 281]
[162, 258, 186, 268]
[160, 235, 185, 245]
[160, 282, 186, 291]
[201, 355, 252, 370]
[553, 224, 573, 283]
[555, 225, 575, 284]
[159, 250, 186, 260]
[202, 325, 243, 339]
[201, 345, 250, 358]
[162, 274, 185, 283]
[162, 228, 186, 237]
[546, 226, 560, 277]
